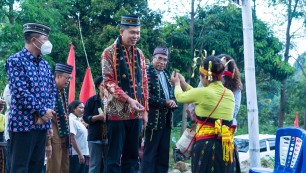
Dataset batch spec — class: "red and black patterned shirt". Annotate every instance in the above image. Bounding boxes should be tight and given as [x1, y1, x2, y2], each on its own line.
[101, 42, 148, 120]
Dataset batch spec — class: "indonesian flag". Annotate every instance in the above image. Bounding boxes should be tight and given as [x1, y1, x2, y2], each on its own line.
[294, 113, 299, 127]
[67, 44, 76, 104]
[79, 67, 95, 104]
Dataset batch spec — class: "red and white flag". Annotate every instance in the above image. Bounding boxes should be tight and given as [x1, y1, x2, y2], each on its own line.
[67, 44, 76, 104]
[79, 67, 95, 104]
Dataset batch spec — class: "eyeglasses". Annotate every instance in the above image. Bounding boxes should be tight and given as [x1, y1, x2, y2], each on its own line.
[155, 56, 168, 62]
[60, 75, 72, 80]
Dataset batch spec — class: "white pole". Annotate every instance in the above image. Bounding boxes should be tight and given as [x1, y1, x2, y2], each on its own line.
[241, 0, 260, 168]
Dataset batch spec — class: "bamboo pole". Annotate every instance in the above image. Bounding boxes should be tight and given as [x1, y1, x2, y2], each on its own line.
[241, 0, 260, 168]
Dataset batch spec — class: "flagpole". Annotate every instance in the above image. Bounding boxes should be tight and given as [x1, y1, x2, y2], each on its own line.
[77, 12, 90, 68]
[76, 12, 96, 96]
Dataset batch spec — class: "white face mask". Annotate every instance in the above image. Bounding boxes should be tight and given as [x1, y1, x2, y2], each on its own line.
[33, 38, 53, 55]
[40, 40, 53, 55]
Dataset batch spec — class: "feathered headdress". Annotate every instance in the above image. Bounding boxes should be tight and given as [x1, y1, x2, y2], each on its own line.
[192, 49, 221, 81]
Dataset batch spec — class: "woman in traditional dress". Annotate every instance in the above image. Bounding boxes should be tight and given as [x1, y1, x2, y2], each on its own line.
[171, 55, 241, 173]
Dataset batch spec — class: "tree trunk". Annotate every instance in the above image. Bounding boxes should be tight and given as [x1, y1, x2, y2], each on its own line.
[278, 0, 296, 127]
[278, 80, 286, 127]
[8, 0, 15, 25]
[181, 0, 195, 134]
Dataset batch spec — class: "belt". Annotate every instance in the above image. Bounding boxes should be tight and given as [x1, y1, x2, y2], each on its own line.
[195, 119, 236, 163]
[195, 122, 217, 141]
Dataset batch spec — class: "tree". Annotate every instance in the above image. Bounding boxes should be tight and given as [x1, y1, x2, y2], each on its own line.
[286, 53, 306, 129]
[0, 0, 22, 24]
[0, 0, 299, 135]
[0, 0, 163, 97]
[0, 0, 72, 90]
[161, 4, 293, 134]
[163, 0, 207, 133]
[161, 16, 193, 129]
[267, 0, 306, 127]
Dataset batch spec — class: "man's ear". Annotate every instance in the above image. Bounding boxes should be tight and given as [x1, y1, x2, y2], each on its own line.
[30, 37, 35, 43]
[119, 29, 124, 36]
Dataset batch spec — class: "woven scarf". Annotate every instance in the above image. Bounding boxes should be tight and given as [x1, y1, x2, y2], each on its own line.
[113, 36, 143, 100]
[55, 90, 70, 138]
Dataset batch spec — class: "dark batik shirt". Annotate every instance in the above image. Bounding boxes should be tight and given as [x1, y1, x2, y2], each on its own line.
[5, 48, 56, 132]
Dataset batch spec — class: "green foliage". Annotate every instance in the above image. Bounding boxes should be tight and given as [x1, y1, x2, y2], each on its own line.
[285, 53, 306, 128]
[1, 1, 304, 136]
[0, 23, 23, 58]
[167, 5, 294, 135]
[194, 5, 294, 82]
[0, 0, 163, 97]
[0, 59, 7, 91]
[261, 156, 274, 169]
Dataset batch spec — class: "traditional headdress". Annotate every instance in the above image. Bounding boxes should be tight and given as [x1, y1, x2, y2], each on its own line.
[55, 63, 73, 74]
[191, 50, 206, 78]
[23, 23, 51, 36]
[153, 46, 168, 56]
[192, 50, 221, 81]
[199, 63, 222, 81]
[121, 15, 140, 26]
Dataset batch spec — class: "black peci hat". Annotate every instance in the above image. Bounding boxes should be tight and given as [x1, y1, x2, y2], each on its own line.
[121, 15, 140, 26]
[23, 23, 51, 36]
[55, 63, 73, 74]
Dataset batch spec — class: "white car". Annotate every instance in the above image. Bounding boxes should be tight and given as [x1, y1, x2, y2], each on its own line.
[234, 134, 276, 163]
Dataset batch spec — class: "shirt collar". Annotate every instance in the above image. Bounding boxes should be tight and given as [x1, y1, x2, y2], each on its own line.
[93, 94, 100, 101]
[69, 113, 80, 121]
[22, 47, 43, 63]
[151, 65, 163, 74]
[156, 70, 163, 74]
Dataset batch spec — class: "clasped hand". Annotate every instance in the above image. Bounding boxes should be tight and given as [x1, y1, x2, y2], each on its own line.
[95, 113, 106, 122]
[166, 100, 177, 108]
[127, 97, 144, 112]
[170, 71, 185, 86]
[36, 109, 55, 125]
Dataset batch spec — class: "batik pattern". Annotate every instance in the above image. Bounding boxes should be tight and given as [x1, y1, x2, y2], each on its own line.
[5, 48, 56, 132]
[101, 41, 148, 120]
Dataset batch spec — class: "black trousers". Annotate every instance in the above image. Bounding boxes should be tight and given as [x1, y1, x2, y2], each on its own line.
[141, 127, 171, 173]
[9, 130, 47, 173]
[69, 155, 87, 173]
[105, 119, 142, 173]
[5, 139, 11, 173]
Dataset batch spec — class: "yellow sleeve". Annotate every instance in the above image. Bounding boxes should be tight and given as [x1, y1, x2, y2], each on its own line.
[174, 85, 200, 104]
[185, 85, 193, 91]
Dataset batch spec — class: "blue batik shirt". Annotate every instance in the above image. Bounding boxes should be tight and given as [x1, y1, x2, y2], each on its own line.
[5, 48, 56, 132]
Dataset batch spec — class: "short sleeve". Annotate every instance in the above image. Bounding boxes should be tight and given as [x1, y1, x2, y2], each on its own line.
[69, 118, 77, 135]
